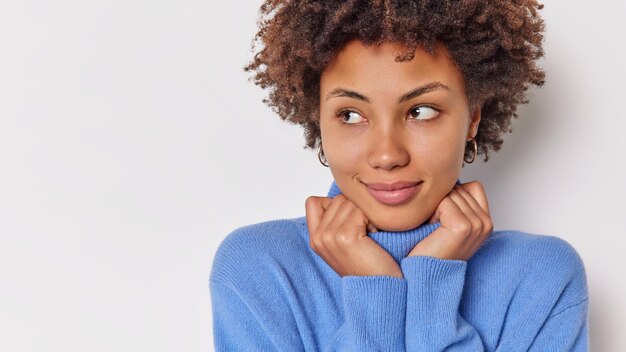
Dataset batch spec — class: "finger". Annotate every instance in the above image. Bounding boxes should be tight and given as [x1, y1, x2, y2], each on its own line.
[305, 196, 332, 237]
[428, 193, 452, 224]
[437, 196, 472, 235]
[335, 200, 378, 233]
[346, 205, 371, 237]
[428, 208, 440, 224]
[326, 198, 360, 234]
[305, 196, 341, 261]
[318, 194, 348, 230]
[428, 199, 443, 224]
[428, 188, 457, 225]
[448, 187, 480, 220]
[453, 185, 489, 224]
[459, 181, 490, 216]
[456, 184, 494, 235]
[330, 201, 373, 244]
[327, 205, 367, 248]
[454, 184, 490, 219]
[448, 188, 483, 233]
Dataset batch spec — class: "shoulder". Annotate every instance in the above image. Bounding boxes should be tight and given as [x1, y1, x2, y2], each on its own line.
[209, 216, 310, 284]
[486, 229, 586, 271]
[477, 229, 588, 303]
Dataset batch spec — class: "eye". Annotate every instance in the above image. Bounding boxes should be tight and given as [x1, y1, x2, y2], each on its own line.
[336, 109, 365, 124]
[408, 105, 439, 121]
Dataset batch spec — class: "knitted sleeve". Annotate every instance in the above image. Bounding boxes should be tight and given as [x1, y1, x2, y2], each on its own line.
[210, 279, 282, 352]
[334, 275, 408, 351]
[333, 259, 485, 352]
[400, 251, 589, 352]
[209, 222, 308, 352]
[400, 256, 486, 351]
[528, 298, 589, 351]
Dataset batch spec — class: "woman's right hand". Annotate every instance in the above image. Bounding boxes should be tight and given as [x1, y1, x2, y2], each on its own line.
[305, 194, 403, 278]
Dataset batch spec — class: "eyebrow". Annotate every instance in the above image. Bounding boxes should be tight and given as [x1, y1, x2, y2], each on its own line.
[325, 81, 450, 104]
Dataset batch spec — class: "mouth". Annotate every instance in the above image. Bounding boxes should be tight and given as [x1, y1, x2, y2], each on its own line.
[363, 180, 423, 206]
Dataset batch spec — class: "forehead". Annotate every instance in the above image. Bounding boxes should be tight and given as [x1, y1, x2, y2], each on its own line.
[320, 40, 465, 96]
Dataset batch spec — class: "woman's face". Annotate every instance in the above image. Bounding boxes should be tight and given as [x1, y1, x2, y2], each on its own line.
[319, 40, 481, 232]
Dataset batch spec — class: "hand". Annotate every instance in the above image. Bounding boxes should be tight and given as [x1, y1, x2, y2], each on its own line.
[305, 194, 403, 278]
[407, 181, 493, 261]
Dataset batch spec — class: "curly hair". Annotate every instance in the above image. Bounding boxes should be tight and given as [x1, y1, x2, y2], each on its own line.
[244, 0, 545, 162]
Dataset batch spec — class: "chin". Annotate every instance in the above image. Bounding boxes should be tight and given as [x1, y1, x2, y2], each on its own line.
[367, 209, 431, 232]
[371, 221, 427, 232]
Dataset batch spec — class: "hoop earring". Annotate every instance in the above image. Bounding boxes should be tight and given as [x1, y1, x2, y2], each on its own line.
[464, 138, 477, 164]
[318, 144, 330, 167]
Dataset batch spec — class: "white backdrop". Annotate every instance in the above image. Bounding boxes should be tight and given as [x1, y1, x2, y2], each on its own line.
[0, 0, 624, 351]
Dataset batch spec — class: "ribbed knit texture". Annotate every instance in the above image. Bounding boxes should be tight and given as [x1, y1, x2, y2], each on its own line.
[210, 180, 589, 351]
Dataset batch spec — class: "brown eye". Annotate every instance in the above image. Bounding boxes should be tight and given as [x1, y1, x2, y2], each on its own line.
[338, 110, 364, 124]
[408, 106, 439, 120]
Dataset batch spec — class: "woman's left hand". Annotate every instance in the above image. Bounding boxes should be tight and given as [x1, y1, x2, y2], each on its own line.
[407, 181, 493, 261]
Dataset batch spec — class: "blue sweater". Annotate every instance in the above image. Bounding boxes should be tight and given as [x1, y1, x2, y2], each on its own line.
[210, 181, 589, 351]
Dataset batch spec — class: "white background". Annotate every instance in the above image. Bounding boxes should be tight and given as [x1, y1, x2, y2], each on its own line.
[0, 0, 624, 351]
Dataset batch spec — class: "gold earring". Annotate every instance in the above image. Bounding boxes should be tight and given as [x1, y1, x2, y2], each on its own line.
[318, 144, 329, 167]
[464, 138, 477, 164]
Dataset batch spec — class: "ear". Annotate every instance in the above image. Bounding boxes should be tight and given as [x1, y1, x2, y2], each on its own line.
[467, 106, 481, 140]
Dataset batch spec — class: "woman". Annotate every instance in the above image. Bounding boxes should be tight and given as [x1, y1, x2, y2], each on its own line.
[210, 1, 589, 351]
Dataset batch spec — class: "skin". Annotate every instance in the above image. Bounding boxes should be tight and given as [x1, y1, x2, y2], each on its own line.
[305, 40, 493, 278]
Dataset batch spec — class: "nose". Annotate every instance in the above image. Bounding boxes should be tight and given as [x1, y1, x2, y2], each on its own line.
[367, 122, 410, 171]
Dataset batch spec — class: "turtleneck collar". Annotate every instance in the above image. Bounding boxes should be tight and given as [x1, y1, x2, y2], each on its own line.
[326, 179, 461, 263]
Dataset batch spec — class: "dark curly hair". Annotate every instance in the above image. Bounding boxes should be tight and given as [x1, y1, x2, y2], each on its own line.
[244, 0, 545, 162]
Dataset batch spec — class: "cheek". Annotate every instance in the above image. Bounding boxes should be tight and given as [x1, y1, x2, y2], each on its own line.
[320, 118, 365, 173]
[413, 128, 465, 190]
[415, 132, 464, 166]
[319, 113, 360, 193]
[325, 136, 362, 180]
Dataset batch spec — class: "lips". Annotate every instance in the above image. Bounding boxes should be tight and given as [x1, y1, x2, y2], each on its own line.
[364, 180, 423, 205]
